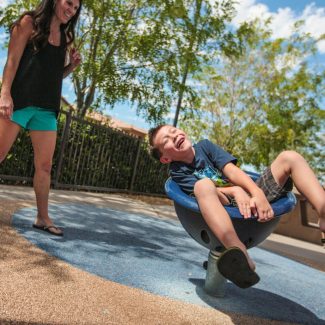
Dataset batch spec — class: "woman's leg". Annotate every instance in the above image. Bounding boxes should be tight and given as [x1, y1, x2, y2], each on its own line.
[0, 119, 21, 163]
[29, 130, 62, 235]
[271, 151, 325, 231]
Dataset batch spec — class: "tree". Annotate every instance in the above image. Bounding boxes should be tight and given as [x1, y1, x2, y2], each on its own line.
[0, 0, 238, 123]
[164, 0, 236, 126]
[181, 19, 325, 179]
[72, 0, 237, 121]
[0, 0, 178, 120]
[72, 0, 178, 120]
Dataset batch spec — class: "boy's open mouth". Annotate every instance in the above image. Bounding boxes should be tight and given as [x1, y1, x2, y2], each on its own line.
[176, 136, 185, 149]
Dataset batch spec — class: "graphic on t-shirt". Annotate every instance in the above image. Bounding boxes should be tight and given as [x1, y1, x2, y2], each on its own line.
[193, 165, 231, 187]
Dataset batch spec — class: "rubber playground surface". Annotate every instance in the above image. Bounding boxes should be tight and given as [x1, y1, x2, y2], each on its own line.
[0, 184, 324, 325]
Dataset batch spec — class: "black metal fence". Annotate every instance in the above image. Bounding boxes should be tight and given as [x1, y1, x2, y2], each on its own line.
[0, 110, 168, 195]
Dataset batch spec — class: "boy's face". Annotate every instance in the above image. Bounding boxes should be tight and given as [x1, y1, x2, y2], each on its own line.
[154, 125, 193, 164]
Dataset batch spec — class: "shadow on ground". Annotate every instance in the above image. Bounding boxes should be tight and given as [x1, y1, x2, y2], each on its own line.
[191, 278, 324, 324]
[0, 320, 57, 325]
[10, 203, 325, 324]
[0, 221, 73, 283]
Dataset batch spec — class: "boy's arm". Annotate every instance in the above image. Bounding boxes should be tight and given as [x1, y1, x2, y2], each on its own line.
[218, 186, 252, 219]
[222, 163, 274, 221]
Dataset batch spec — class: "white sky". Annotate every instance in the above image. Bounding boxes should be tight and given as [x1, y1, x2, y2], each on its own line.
[0, 1, 9, 8]
[232, 0, 325, 53]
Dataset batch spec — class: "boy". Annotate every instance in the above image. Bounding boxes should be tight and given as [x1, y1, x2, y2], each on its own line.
[149, 124, 325, 288]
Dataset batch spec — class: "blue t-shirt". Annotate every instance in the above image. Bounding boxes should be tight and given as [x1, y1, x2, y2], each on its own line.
[169, 139, 237, 194]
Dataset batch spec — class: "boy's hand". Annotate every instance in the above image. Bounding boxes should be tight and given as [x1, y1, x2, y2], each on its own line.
[232, 186, 252, 219]
[250, 191, 274, 222]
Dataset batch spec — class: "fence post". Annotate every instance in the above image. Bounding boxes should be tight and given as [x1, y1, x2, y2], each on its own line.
[53, 110, 72, 188]
[129, 138, 142, 192]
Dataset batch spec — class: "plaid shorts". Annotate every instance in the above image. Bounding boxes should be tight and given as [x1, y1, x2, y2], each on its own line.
[225, 167, 293, 206]
[255, 167, 293, 202]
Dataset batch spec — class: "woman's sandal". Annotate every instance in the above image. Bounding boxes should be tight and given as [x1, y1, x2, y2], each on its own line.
[33, 224, 63, 237]
[217, 247, 260, 289]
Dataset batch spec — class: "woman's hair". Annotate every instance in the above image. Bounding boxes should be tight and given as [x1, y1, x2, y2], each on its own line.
[11, 0, 82, 52]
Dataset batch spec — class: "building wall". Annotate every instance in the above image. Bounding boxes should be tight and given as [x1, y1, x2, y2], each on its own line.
[275, 193, 323, 246]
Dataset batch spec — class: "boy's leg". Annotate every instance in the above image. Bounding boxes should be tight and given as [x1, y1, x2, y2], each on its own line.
[270, 151, 325, 231]
[194, 178, 255, 270]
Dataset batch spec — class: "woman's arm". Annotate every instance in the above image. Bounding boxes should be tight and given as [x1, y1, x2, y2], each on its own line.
[63, 47, 81, 78]
[0, 15, 33, 118]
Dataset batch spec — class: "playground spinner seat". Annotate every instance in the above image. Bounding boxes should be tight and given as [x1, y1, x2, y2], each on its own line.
[165, 171, 297, 296]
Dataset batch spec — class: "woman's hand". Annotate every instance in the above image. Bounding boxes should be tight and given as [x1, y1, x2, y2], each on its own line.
[63, 48, 82, 78]
[0, 94, 13, 119]
[69, 47, 81, 69]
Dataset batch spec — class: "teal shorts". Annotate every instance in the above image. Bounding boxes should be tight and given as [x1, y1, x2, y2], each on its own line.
[11, 106, 57, 131]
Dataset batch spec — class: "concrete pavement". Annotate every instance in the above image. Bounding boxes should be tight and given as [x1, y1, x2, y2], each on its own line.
[0, 184, 324, 324]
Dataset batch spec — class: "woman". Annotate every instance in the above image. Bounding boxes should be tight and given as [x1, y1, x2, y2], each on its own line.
[0, 0, 82, 236]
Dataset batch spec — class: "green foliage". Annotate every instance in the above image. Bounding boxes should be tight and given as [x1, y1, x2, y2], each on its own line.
[0, 112, 168, 193]
[73, 0, 178, 120]
[164, 0, 236, 125]
[0, 0, 39, 31]
[73, 0, 237, 123]
[182, 19, 325, 180]
[1, 0, 237, 124]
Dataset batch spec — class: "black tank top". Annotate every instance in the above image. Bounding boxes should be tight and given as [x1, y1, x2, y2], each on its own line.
[11, 29, 67, 114]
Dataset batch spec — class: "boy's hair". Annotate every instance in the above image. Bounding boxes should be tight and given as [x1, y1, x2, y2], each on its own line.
[148, 124, 166, 161]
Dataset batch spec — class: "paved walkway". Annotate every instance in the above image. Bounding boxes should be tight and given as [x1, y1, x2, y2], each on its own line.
[0, 185, 324, 325]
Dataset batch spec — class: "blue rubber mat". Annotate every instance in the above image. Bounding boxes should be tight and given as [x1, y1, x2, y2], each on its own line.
[12, 204, 325, 324]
